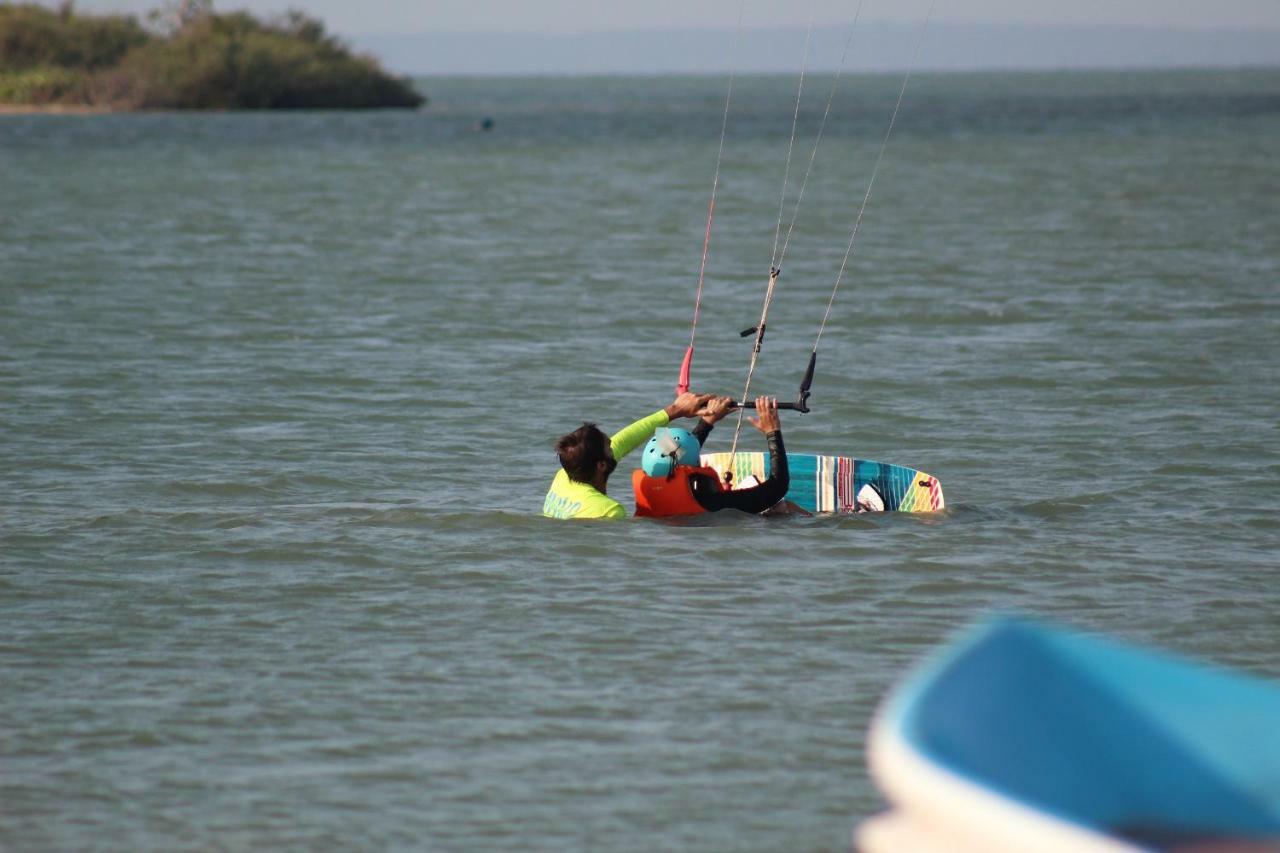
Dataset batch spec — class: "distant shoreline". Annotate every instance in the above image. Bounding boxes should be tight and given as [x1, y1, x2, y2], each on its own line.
[0, 104, 114, 114]
[0, 102, 428, 114]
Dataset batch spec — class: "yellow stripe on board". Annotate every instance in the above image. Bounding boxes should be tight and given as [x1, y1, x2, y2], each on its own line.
[700, 452, 768, 489]
[899, 471, 945, 512]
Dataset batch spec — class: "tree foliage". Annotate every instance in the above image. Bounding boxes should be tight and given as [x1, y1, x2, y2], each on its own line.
[1, 4, 149, 71]
[0, 2, 424, 109]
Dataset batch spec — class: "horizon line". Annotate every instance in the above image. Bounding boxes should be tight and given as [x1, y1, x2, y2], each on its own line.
[347, 20, 1280, 38]
[402, 63, 1280, 79]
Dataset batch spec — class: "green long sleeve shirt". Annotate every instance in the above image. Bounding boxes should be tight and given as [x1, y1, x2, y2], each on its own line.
[542, 409, 670, 519]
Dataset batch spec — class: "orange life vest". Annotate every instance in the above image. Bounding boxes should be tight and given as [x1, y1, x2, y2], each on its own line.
[632, 466, 722, 518]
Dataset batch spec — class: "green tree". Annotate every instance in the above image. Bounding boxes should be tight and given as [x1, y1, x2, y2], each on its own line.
[0, 2, 423, 109]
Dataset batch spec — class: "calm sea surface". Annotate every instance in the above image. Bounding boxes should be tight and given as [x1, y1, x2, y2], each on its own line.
[3, 69, 1279, 850]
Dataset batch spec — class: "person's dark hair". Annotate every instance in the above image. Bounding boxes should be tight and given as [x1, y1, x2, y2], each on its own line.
[556, 422, 610, 483]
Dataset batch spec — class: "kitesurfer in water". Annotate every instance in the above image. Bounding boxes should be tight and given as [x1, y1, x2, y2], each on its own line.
[543, 391, 713, 520]
[632, 395, 794, 517]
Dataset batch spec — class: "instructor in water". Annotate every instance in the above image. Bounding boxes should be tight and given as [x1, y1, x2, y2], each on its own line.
[543, 391, 712, 520]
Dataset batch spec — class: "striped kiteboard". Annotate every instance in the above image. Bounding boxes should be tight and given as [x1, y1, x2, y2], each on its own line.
[699, 451, 944, 514]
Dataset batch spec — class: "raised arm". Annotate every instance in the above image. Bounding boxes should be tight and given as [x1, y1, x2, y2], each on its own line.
[691, 395, 733, 446]
[690, 397, 790, 513]
[611, 392, 712, 460]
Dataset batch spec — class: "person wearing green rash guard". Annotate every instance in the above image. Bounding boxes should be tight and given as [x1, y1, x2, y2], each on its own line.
[543, 391, 712, 519]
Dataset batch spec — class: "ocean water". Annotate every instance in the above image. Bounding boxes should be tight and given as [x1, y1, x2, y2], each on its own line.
[2, 69, 1279, 850]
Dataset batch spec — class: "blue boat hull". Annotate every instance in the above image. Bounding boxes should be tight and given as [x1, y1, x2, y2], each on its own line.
[859, 618, 1280, 852]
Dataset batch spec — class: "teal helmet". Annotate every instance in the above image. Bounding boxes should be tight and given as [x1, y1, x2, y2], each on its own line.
[641, 427, 701, 477]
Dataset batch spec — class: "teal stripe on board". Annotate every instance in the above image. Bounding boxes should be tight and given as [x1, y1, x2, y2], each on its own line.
[790, 453, 821, 513]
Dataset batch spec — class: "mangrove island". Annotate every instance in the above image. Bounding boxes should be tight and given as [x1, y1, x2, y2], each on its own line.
[0, 0, 424, 111]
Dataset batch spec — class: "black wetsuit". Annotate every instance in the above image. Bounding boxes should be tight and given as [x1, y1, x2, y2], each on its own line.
[686, 421, 790, 514]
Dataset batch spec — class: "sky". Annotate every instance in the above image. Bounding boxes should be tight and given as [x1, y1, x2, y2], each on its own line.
[52, 0, 1280, 35]
[44, 1, 1280, 73]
